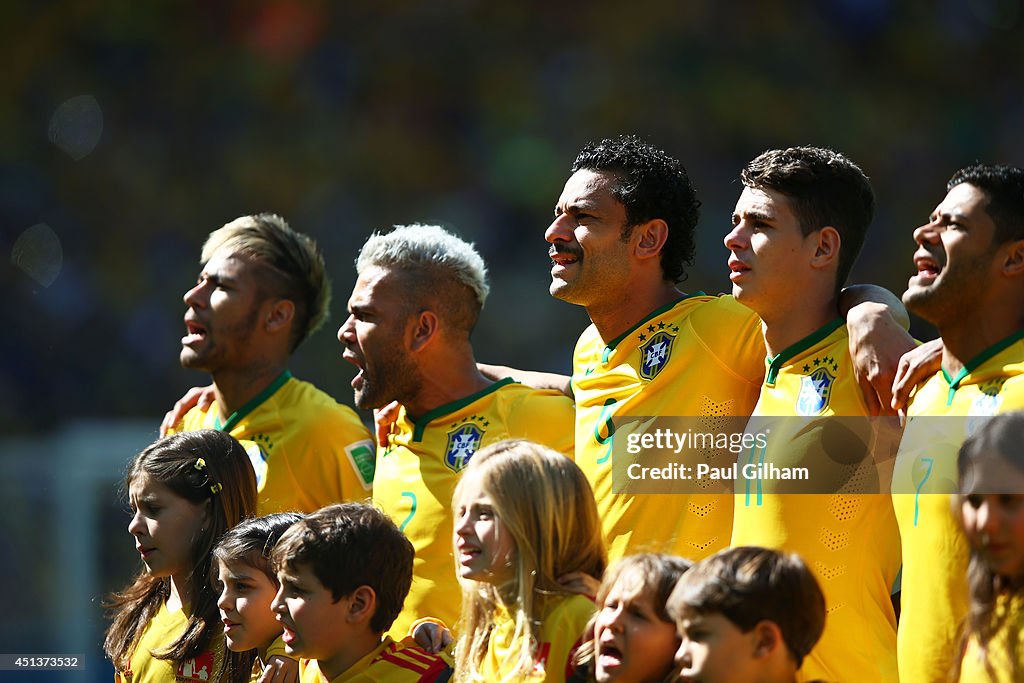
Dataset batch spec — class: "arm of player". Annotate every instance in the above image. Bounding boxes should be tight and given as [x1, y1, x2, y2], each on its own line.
[839, 285, 916, 417]
[891, 338, 943, 415]
[159, 384, 216, 436]
[478, 363, 572, 397]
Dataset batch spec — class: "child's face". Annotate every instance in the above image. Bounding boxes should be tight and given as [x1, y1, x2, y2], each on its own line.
[128, 472, 210, 587]
[271, 562, 354, 663]
[453, 471, 516, 585]
[961, 455, 1024, 579]
[593, 569, 680, 683]
[674, 610, 759, 683]
[217, 558, 282, 653]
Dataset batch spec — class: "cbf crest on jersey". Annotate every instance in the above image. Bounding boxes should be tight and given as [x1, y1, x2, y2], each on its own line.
[639, 330, 676, 380]
[445, 422, 485, 472]
[797, 367, 836, 416]
[241, 438, 269, 492]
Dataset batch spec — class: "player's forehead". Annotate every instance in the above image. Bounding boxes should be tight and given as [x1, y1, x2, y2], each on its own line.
[201, 248, 259, 280]
[935, 182, 990, 221]
[348, 266, 406, 307]
[733, 186, 794, 220]
[557, 169, 622, 210]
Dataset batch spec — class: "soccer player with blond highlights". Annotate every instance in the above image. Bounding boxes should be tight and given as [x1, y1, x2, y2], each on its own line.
[166, 213, 374, 514]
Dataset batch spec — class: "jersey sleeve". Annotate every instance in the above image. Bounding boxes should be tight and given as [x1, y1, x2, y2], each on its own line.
[687, 295, 765, 385]
[283, 405, 375, 511]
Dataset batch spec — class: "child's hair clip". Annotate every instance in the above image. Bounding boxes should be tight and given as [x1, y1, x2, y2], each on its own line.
[194, 458, 207, 471]
[209, 482, 223, 495]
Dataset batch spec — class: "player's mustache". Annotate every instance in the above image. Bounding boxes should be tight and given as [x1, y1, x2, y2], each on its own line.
[548, 245, 583, 260]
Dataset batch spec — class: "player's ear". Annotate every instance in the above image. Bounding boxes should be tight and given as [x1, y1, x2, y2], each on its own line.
[1000, 239, 1024, 277]
[409, 310, 439, 352]
[634, 219, 669, 261]
[265, 299, 295, 335]
[810, 227, 841, 269]
[346, 585, 377, 623]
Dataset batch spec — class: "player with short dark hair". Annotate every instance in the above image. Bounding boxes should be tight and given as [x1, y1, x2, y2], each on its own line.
[893, 163, 1024, 682]
[543, 134, 911, 564]
[726, 146, 899, 681]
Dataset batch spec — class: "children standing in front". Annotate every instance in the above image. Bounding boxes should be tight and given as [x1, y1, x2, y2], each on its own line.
[668, 546, 826, 683]
[105, 430, 258, 683]
[269, 502, 453, 682]
[956, 412, 1024, 682]
[214, 512, 303, 683]
[452, 439, 607, 682]
[572, 553, 691, 683]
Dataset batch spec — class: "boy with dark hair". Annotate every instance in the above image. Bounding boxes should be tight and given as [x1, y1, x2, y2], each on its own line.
[270, 503, 452, 682]
[668, 546, 826, 683]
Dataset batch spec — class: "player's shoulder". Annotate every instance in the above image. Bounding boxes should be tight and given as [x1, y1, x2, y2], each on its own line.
[279, 376, 364, 419]
[179, 403, 216, 431]
[496, 379, 574, 410]
[492, 379, 574, 428]
[685, 293, 760, 329]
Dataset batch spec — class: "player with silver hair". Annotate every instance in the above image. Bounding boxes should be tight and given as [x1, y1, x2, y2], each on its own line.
[339, 223, 575, 639]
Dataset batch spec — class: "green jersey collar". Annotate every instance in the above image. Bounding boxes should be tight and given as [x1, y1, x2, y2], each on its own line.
[215, 370, 293, 432]
[410, 377, 516, 442]
[600, 293, 704, 364]
[941, 328, 1024, 405]
[765, 318, 844, 387]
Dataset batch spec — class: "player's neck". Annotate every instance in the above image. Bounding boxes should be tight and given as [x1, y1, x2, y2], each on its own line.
[211, 360, 290, 418]
[402, 346, 491, 421]
[588, 281, 682, 343]
[939, 316, 1024, 379]
[760, 298, 838, 359]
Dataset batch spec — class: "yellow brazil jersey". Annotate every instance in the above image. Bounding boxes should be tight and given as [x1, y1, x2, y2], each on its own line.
[298, 636, 453, 682]
[892, 328, 1024, 683]
[731, 319, 900, 683]
[959, 591, 1024, 683]
[374, 378, 575, 640]
[572, 295, 764, 562]
[114, 602, 223, 683]
[172, 371, 375, 515]
[478, 594, 593, 683]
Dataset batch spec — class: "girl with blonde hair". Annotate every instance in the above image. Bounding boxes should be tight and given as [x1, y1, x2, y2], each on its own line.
[452, 439, 606, 682]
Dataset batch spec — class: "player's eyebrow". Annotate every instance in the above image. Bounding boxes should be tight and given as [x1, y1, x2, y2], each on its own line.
[199, 271, 238, 287]
[933, 209, 969, 224]
[734, 208, 774, 222]
[559, 199, 601, 216]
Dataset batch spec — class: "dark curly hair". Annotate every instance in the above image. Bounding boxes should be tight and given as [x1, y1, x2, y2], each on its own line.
[571, 135, 701, 283]
[947, 163, 1024, 245]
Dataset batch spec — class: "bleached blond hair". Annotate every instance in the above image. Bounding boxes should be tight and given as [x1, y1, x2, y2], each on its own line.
[356, 224, 489, 333]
